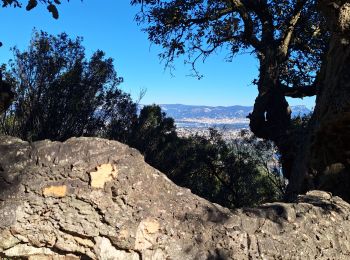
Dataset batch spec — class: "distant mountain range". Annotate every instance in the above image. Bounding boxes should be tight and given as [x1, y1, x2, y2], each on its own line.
[139, 104, 311, 130]
[157, 104, 311, 120]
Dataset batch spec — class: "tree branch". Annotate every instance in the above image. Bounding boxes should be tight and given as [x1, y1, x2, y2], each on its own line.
[229, 0, 262, 50]
[281, 83, 317, 98]
[184, 1, 262, 50]
[279, 0, 308, 58]
[185, 7, 235, 26]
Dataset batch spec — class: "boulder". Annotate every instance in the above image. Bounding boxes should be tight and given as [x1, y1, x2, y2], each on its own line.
[0, 136, 350, 259]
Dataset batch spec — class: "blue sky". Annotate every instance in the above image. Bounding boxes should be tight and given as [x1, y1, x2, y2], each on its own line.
[0, 0, 315, 108]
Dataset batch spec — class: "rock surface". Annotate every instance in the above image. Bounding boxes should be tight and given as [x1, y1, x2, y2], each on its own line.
[0, 136, 350, 259]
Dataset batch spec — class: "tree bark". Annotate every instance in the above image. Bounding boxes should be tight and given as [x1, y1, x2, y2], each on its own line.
[249, 47, 294, 181]
[0, 73, 14, 115]
[286, 0, 350, 201]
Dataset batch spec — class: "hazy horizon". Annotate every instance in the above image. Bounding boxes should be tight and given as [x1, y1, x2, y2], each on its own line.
[140, 103, 314, 109]
[0, 1, 315, 109]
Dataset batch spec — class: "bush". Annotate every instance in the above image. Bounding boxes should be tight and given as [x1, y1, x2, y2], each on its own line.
[0, 31, 136, 142]
[131, 106, 285, 208]
[0, 31, 283, 209]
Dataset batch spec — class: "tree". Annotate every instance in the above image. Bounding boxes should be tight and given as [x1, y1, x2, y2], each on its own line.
[129, 104, 178, 164]
[131, 0, 325, 141]
[131, 0, 350, 200]
[0, 31, 137, 142]
[130, 105, 283, 208]
[101, 89, 138, 144]
[0, 0, 68, 115]
[1, 0, 63, 19]
[0, 71, 14, 115]
[286, 0, 350, 200]
[172, 129, 283, 208]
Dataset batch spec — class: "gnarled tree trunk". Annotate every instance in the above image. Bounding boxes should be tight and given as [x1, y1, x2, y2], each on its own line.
[286, 0, 350, 200]
[249, 47, 295, 183]
[0, 73, 13, 115]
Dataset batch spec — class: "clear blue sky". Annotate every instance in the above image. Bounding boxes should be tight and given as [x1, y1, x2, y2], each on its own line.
[0, 0, 315, 108]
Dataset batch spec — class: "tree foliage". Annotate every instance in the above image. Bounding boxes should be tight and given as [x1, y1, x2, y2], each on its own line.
[132, 105, 284, 208]
[0, 0, 70, 114]
[0, 31, 137, 142]
[0, 30, 283, 208]
[129, 105, 177, 162]
[131, 0, 326, 90]
[131, 0, 331, 192]
[1, 0, 63, 19]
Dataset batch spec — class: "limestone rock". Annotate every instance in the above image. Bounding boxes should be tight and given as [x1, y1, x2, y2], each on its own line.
[0, 136, 350, 259]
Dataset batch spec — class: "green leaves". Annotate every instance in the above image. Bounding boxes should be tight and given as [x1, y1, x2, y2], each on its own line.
[2, 1, 64, 19]
[25, 0, 36, 10]
[128, 105, 283, 209]
[1, 0, 21, 8]
[1, 30, 135, 142]
[47, 3, 59, 19]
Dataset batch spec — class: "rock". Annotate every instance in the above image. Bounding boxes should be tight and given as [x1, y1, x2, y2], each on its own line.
[0, 136, 350, 259]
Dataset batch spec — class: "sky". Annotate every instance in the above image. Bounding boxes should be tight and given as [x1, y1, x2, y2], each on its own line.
[0, 0, 315, 108]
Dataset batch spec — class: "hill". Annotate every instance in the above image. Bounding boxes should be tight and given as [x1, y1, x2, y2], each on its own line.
[158, 104, 311, 120]
[139, 104, 312, 130]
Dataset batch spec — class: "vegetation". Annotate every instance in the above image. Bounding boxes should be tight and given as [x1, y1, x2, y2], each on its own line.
[130, 0, 325, 141]
[0, 0, 68, 116]
[0, 32, 283, 208]
[0, 31, 137, 142]
[1, 0, 349, 206]
[128, 105, 284, 208]
[131, 0, 350, 200]
[1, 0, 63, 19]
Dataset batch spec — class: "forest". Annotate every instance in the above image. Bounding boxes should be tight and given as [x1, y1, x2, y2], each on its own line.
[0, 0, 349, 209]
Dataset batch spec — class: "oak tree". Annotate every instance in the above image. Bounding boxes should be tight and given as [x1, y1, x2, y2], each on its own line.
[2, 0, 62, 19]
[131, 0, 350, 200]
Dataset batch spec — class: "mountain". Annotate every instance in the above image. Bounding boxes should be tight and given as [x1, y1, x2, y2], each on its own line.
[157, 104, 311, 120]
[158, 104, 253, 119]
[138, 104, 311, 130]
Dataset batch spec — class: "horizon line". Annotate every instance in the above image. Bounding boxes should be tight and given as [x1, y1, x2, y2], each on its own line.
[139, 103, 311, 108]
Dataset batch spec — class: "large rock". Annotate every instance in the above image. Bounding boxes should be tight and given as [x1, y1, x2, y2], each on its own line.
[0, 136, 350, 259]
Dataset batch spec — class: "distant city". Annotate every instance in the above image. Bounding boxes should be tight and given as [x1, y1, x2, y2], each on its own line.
[141, 104, 312, 140]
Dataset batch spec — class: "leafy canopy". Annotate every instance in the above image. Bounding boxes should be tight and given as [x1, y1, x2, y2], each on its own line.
[131, 0, 327, 94]
[0, 30, 136, 142]
[1, 0, 64, 19]
[132, 105, 284, 208]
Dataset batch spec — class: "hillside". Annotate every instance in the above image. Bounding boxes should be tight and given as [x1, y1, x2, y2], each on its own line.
[139, 104, 312, 130]
[157, 104, 311, 120]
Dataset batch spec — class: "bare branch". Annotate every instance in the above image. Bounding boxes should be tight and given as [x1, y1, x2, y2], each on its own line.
[183, 1, 262, 50]
[279, 0, 308, 58]
[281, 83, 317, 98]
[185, 7, 235, 26]
[228, 0, 262, 50]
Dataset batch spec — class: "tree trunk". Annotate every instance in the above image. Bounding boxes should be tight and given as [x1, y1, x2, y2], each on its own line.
[0, 74, 14, 115]
[249, 48, 294, 180]
[250, 47, 291, 140]
[286, 0, 350, 201]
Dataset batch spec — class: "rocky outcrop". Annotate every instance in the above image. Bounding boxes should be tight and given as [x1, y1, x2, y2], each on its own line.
[0, 136, 350, 259]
